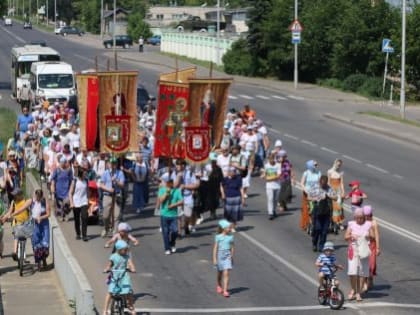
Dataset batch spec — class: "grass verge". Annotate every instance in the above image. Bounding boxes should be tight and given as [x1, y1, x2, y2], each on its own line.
[0, 108, 17, 149]
[159, 52, 224, 73]
[359, 111, 420, 128]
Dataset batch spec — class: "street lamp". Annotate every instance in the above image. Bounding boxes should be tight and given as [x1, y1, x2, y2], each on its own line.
[400, 0, 406, 119]
[294, 0, 298, 89]
[216, 0, 220, 65]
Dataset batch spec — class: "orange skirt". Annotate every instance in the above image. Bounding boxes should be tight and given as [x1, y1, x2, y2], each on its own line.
[369, 239, 377, 277]
[330, 178, 344, 224]
[300, 192, 310, 230]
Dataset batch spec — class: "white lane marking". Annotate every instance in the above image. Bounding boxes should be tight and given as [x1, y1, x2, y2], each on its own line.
[256, 95, 270, 100]
[342, 155, 362, 164]
[288, 95, 305, 100]
[300, 139, 317, 147]
[267, 127, 282, 135]
[284, 133, 299, 141]
[366, 163, 389, 174]
[238, 94, 254, 100]
[0, 94, 2, 100]
[272, 95, 287, 100]
[393, 174, 404, 179]
[228, 95, 238, 100]
[135, 306, 333, 313]
[1, 26, 26, 43]
[321, 146, 338, 154]
[239, 232, 319, 287]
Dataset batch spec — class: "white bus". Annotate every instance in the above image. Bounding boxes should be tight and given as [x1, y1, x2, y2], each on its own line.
[11, 45, 60, 103]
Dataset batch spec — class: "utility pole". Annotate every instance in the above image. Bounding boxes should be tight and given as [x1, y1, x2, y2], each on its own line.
[54, 0, 56, 26]
[100, 0, 104, 38]
[294, 0, 298, 89]
[400, 0, 406, 119]
[113, 0, 117, 69]
[216, 0, 220, 65]
[46, 0, 48, 26]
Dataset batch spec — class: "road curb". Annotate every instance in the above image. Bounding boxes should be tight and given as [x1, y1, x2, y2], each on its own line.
[323, 112, 420, 147]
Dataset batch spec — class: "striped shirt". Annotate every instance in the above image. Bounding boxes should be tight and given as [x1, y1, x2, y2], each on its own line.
[317, 253, 336, 275]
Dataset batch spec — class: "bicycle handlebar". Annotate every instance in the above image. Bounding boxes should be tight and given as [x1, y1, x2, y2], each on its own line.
[103, 269, 135, 273]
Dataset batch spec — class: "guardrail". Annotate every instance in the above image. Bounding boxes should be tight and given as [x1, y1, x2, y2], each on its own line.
[161, 32, 238, 65]
[26, 173, 96, 315]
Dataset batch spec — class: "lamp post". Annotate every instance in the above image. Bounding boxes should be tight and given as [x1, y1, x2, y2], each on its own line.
[113, 0, 117, 69]
[100, 0, 104, 38]
[54, 0, 56, 26]
[400, 0, 406, 119]
[216, 0, 220, 65]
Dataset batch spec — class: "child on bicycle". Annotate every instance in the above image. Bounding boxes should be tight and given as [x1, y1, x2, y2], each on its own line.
[103, 240, 136, 315]
[315, 241, 344, 288]
[213, 219, 234, 298]
[104, 222, 139, 250]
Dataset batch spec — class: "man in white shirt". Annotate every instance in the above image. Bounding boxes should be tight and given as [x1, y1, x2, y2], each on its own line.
[216, 146, 231, 177]
[66, 123, 80, 150]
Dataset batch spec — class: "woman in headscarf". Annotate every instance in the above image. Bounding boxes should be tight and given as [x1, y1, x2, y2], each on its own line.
[300, 160, 321, 232]
[363, 205, 380, 291]
[327, 159, 345, 233]
[344, 207, 374, 302]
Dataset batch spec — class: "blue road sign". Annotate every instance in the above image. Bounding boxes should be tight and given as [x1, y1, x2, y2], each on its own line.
[382, 38, 394, 53]
[292, 31, 301, 44]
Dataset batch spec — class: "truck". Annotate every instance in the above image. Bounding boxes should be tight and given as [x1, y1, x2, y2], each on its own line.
[176, 16, 226, 32]
[28, 61, 76, 106]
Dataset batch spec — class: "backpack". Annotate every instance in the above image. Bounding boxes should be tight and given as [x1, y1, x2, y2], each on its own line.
[316, 195, 332, 217]
[230, 155, 248, 178]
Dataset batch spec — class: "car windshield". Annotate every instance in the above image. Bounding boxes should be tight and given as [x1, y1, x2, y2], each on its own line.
[38, 74, 73, 88]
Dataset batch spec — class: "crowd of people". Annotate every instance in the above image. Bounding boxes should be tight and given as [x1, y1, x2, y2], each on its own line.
[0, 98, 381, 310]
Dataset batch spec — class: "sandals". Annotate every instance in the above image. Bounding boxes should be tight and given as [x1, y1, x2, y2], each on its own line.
[348, 290, 356, 301]
[216, 286, 223, 294]
[223, 291, 230, 298]
[356, 294, 363, 302]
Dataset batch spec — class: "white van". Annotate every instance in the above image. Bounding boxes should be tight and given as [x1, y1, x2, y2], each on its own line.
[29, 61, 76, 105]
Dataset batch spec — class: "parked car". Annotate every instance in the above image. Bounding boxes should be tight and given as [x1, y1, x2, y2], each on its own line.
[4, 17, 12, 26]
[54, 26, 63, 34]
[147, 35, 161, 46]
[137, 85, 155, 111]
[23, 21, 32, 29]
[59, 26, 84, 36]
[103, 35, 133, 49]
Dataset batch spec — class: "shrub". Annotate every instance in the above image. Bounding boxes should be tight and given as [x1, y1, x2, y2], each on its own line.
[318, 78, 343, 89]
[222, 38, 252, 76]
[342, 74, 369, 92]
[358, 77, 385, 98]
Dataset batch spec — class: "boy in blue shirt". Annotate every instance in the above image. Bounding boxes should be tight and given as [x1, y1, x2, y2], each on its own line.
[315, 241, 343, 288]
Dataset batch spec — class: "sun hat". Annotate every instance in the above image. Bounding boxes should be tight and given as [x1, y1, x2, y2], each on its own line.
[115, 240, 129, 251]
[278, 150, 287, 157]
[274, 140, 282, 147]
[218, 219, 231, 230]
[354, 207, 364, 217]
[363, 205, 373, 216]
[323, 241, 335, 251]
[118, 222, 132, 232]
[349, 180, 360, 187]
[59, 156, 67, 164]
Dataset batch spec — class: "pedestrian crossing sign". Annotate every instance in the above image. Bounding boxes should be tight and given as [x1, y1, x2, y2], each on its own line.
[382, 38, 394, 53]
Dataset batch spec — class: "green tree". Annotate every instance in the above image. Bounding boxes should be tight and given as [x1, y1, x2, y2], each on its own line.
[127, 12, 152, 41]
[246, 0, 273, 76]
[222, 38, 252, 75]
[406, 4, 420, 96]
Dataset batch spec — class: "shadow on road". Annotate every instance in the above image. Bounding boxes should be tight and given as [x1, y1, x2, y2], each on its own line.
[0, 82, 11, 90]
[230, 286, 250, 296]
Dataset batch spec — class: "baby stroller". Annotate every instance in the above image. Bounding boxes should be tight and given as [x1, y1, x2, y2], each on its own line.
[87, 180, 99, 225]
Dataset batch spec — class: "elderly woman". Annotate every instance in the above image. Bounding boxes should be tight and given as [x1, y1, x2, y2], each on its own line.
[131, 153, 149, 214]
[300, 160, 321, 232]
[344, 207, 375, 302]
[69, 162, 89, 241]
[220, 167, 245, 231]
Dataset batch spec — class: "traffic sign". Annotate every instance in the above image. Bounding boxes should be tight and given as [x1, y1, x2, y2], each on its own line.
[289, 19, 303, 32]
[382, 38, 394, 53]
[291, 31, 301, 44]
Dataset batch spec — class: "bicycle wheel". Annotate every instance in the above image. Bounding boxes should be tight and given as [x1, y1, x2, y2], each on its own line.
[317, 286, 327, 305]
[19, 239, 26, 276]
[110, 298, 123, 315]
[329, 287, 344, 310]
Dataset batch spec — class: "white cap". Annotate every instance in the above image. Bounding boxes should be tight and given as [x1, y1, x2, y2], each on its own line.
[117, 222, 132, 232]
[274, 140, 282, 147]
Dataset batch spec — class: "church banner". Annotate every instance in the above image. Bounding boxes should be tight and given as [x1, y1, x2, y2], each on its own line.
[154, 81, 189, 158]
[97, 71, 138, 153]
[187, 78, 233, 148]
[76, 74, 99, 151]
[159, 67, 196, 83]
[185, 126, 211, 163]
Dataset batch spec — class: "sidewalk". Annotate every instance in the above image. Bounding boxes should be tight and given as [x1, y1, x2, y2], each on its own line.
[0, 224, 72, 315]
[63, 32, 420, 148]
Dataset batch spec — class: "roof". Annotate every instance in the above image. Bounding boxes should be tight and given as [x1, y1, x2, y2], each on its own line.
[103, 8, 130, 19]
[11, 45, 60, 57]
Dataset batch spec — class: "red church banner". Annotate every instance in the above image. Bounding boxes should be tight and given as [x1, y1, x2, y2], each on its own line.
[185, 126, 211, 163]
[154, 81, 189, 158]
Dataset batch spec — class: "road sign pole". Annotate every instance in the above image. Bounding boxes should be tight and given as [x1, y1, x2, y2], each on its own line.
[294, 0, 298, 89]
[382, 51, 389, 105]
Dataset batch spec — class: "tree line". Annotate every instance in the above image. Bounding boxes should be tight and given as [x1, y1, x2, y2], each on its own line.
[223, 0, 420, 100]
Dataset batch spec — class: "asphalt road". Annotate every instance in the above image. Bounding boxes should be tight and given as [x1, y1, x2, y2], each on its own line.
[1, 22, 420, 315]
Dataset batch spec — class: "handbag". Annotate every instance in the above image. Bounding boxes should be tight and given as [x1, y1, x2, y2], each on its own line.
[357, 237, 371, 259]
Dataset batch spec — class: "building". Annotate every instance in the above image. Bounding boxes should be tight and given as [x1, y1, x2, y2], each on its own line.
[103, 8, 129, 36]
